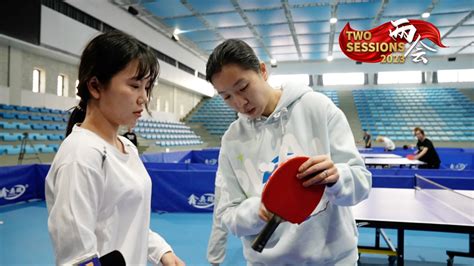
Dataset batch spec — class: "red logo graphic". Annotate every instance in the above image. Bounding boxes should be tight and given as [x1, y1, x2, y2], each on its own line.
[339, 19, 447, 64]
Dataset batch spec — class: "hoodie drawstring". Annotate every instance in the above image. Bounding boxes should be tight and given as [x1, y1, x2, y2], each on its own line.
[277, 107, 289, 163]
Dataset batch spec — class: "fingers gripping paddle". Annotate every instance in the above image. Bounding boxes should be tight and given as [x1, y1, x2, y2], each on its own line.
[251, 156, 326, 253]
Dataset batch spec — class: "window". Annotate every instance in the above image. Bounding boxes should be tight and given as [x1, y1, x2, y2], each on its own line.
[267, 74, 309, 88]
[156, 97, 161, 112]
[57, 75, 65, 96]
[378, 71, 422, 84]
[438, 69, 474, 83]
[32, 69, 40, 93]
[33, 68, 46, 93]
[322, 72, 365, 86]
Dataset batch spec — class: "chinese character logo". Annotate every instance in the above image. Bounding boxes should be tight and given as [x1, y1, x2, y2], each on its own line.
[0, 184, 28, 200]
[188, 193, 214, 209]
[339, 19, 447, 64]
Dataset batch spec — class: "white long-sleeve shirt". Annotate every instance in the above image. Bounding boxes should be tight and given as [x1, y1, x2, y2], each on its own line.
[46, 125, 171, 265]
[381, 137, 396, 151]
[214, 83, 372, 265]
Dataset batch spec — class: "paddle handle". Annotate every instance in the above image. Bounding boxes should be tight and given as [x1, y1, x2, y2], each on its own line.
[251, 215, 283, 253]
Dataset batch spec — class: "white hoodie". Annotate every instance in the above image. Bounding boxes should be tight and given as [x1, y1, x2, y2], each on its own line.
[214, 83, 372, 265]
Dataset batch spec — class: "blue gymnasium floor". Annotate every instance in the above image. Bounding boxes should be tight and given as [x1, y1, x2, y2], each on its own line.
[0, 201, 473, 266]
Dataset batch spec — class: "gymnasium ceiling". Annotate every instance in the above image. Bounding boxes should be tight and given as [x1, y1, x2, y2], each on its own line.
[113, 0, 474, 63]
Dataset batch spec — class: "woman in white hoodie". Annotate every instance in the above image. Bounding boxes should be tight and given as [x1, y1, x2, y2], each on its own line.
[45, 31, 184, 266]
[205, 39, 372, 265]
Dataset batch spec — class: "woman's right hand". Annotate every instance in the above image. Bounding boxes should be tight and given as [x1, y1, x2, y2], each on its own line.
[161, 251, 185, 266]
[258, 203, 273, 222]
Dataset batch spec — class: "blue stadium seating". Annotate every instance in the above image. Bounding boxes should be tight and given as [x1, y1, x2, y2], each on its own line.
[135, 118, 203, 147]
[188, 96, 237, 136]
[354, 88, 473, 142]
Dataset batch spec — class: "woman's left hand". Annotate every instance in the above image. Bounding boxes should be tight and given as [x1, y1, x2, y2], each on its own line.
[296, 155, 339, 187]
[161, 251, 185, 266]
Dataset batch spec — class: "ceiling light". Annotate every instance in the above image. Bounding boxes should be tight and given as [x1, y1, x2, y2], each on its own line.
[270, 58, 278, 67]
[171, 34, 180, 42]
[422, 12, 430, 18]
[329, 17, 338, 24]
[171, 28, 181, 42]
[327, 55, 334, 62]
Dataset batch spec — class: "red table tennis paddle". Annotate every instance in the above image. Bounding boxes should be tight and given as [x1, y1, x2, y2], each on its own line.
[251, 156, 326, 252]
[406, 154, 415, 160]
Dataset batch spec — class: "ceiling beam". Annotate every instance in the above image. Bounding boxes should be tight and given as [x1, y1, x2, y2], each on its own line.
[455, 41, 474, 54]
[180, 0, 225, 44]
[423, 0, 439, 16]
[282, 0, 302, 61]
[158, 2, 332, 20]
[372, 0, 389, 27]
[441, 11, 473, 40]
[230, 0, 273, 61]
[328, 1, 339, 58]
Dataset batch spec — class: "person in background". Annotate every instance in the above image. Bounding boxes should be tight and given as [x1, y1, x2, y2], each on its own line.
[207, 185, 228, 266]
[122, 125, 138, 147]
[45, 31, 184, 266]
[363, 129, 372, 148]
[205, 38, 371, 265]
[376, 136, 396, 151]
[411, 127, 441, 169]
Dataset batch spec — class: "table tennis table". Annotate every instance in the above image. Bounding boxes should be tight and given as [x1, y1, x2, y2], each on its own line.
[364, 157, 425, 168]
[360, 153, 402, 158]
[353, 175, 474, 266]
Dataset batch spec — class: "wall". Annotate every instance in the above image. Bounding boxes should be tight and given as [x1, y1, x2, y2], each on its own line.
[0, 85, 9, 104]
[41, 6, 98, 56]
[0, 44, 8, 87]
[174, 86, 199, 117]
[269, 54, 474, 91]
[272, 54, 474, 74]
[43, 2, 214, 97]
[19, 47, 78, 97]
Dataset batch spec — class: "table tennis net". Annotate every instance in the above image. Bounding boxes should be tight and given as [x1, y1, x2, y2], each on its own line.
[415, 174, 473, 223]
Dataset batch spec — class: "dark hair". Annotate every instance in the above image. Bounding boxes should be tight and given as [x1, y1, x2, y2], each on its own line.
[206, 39, 260, 83]
[414, 127, 425, 135]
[66, 30, 159, 137]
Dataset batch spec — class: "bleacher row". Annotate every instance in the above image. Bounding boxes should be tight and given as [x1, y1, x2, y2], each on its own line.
[0, 104, 69, 114]
[354, 88, 474, 142]
[0, 112, 68, 122]
[135, 118, 203, 147]
[1, 121, 67, 131]
[0, 132, 64, 141]
[0, 144, 60, 155]
[155, 140, 204, 147]
[0, 104, 69, 156]
[0, 104, 205, 158]
[188, 96, 237, 136]
[136, 119, 189, 130]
